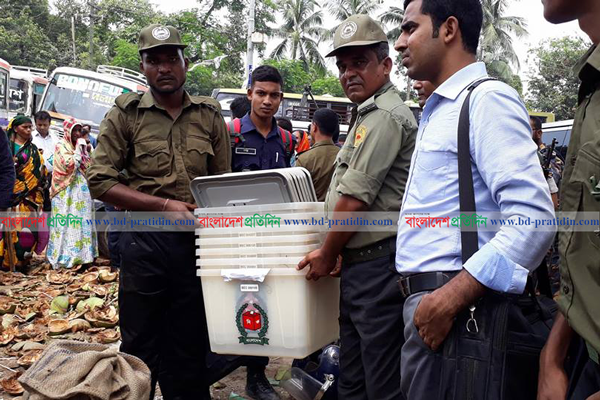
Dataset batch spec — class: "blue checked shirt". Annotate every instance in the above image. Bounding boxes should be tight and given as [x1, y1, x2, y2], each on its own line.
[395, 62, 556, 294]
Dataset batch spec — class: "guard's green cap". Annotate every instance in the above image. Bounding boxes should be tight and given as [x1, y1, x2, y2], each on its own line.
[138, 24, 187, 53]
[326, 15, 388, 58]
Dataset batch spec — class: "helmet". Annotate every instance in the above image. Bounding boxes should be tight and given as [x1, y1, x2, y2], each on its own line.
[287, 344, 340, 400]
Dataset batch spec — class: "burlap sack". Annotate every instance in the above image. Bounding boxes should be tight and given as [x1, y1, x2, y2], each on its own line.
[18, 340, 151, 400]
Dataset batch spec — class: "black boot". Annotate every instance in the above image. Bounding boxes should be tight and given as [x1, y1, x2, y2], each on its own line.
[245, 366, 280, 400]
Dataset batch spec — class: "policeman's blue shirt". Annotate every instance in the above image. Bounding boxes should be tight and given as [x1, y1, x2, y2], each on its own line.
[231, 113, 292, 172]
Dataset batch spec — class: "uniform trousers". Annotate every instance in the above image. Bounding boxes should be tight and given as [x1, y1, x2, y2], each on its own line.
[118, 229, 211, 400]
[568, 338, 600, 400]
[338, 254, 405, 400]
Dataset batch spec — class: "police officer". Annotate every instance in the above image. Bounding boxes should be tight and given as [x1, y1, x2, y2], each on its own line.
[298, 15, 417, 400]
[538, 1, 600, 399]
[87, 24, 230, 399]
[230, 65, 295, 172]
[295, 108, 340, 202]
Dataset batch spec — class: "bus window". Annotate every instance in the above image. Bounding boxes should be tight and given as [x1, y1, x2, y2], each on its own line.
[32, 82, 46, 113]
[9, 78, 28, 114]
[0, 70, 7, 111]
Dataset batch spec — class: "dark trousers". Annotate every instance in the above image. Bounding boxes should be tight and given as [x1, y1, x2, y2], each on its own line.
[568, 338, 600, 400]
[338, 255, 405, 400]
[104, 204, 121, 269]
[118, 230, 211, 400]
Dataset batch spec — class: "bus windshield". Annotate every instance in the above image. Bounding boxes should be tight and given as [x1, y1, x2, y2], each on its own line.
[41, 73, 130, 125]
[9, 78, 28, 113]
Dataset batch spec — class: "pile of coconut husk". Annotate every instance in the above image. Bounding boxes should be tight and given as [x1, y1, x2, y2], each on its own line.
[0, 259, 119, 397]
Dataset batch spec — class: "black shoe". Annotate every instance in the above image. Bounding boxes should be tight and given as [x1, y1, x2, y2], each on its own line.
[245, 368, 280, 400]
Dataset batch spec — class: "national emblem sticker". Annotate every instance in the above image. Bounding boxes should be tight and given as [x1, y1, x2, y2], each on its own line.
[236, 302, 269, 345]
[340, 21, 358, 39]
[354, 125, 368, 146]
[152, 26, 171, 41]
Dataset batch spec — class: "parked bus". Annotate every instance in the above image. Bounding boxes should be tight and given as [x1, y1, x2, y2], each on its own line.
[9, 66, 48, 120]
[39, 65, 148, 139]
[0, 58, 10, 129]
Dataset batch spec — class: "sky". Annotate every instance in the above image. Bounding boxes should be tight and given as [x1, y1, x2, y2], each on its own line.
[151, 0, 588, 93]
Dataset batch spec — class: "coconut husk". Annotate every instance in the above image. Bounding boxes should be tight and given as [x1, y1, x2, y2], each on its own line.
[97, 329, 121, 344]
[81, 271, 99, 284]
[99, 270, 118, 283]
[48, 319, 71, 335]
[84, 305, 118, 328]
[17, 348, 44, 367]
[0, 372, 24, 395]
[0, 296, 17, 314]
[68, 318, 91, 333]
[46, 270, 73, 285]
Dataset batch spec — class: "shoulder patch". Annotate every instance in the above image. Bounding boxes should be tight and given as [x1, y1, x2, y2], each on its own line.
[191, 95, 222, 112]
[115, 92, 142, 110]
[354, 125, 368, 146]
[358, 103, 378, 116]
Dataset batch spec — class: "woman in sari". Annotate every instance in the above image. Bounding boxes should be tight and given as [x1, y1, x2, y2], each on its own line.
[47, 118, 97, 269]
[0, 115, 49, 271]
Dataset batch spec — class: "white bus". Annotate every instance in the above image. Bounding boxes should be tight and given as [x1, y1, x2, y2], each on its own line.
[39, 65, 148, 139]
[0, 58, 10, 129]
[9, 67, 48, 120]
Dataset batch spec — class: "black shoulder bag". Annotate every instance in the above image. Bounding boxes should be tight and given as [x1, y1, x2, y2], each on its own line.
[438, 78, 557, 400]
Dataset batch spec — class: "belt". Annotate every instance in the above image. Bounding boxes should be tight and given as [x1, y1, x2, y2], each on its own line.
[397, 271, 459, 299]
[341, 236, 397, 264]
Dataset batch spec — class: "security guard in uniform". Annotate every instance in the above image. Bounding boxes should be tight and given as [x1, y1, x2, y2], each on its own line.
[298, 15, 417, 400]
[537, 2, 600, 397]
[296, 108, 341, 202]
[87, 24, 230, 399]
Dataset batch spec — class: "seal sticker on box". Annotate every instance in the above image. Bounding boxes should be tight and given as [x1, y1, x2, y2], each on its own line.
[236, 292, 269, 345]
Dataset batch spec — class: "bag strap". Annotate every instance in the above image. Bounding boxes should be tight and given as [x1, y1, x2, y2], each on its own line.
[227, 118, 245, 147]
[279, 127, 293, 158]
[458, 78, 496, 263]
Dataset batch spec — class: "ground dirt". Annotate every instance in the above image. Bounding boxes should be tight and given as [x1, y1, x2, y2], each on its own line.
[0, 257, 294, 400]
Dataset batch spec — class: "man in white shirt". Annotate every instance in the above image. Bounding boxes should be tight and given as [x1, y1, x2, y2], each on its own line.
[32, 111, 57, 212]
[393, 0, 556, 398]
[32, 111, 57, 173]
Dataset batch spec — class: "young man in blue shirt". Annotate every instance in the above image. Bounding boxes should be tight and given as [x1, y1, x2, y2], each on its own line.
[394, 0, 555, 398]
[230, 66, 294, 173]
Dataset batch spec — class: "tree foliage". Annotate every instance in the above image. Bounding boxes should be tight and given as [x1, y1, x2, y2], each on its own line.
[270, 0, 326, 73]
[312, 76, 345, 97]
[526, 36, 590, 121]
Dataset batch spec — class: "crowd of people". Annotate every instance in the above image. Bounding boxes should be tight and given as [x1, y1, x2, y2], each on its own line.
[1, 0, 599, 399]
[0, 112, 97, 272]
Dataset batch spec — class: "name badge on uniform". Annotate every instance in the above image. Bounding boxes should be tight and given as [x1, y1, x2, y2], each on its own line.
[235, 147, 257, 156]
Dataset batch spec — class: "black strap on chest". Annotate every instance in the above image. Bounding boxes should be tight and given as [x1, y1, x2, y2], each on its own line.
[457, 77, 496, 263]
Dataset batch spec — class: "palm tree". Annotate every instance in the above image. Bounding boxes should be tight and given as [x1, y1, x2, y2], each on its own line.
[379, 6, 404, 43]
[328, 0, 383, 23]
[270, 0, 327, 73]
[323, 0, 383, 41]
[479, 0, 528, 69]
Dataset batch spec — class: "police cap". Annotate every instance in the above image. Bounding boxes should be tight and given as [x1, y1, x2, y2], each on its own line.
[326, 15, 388, 58]
[138, 24, 187, 53]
